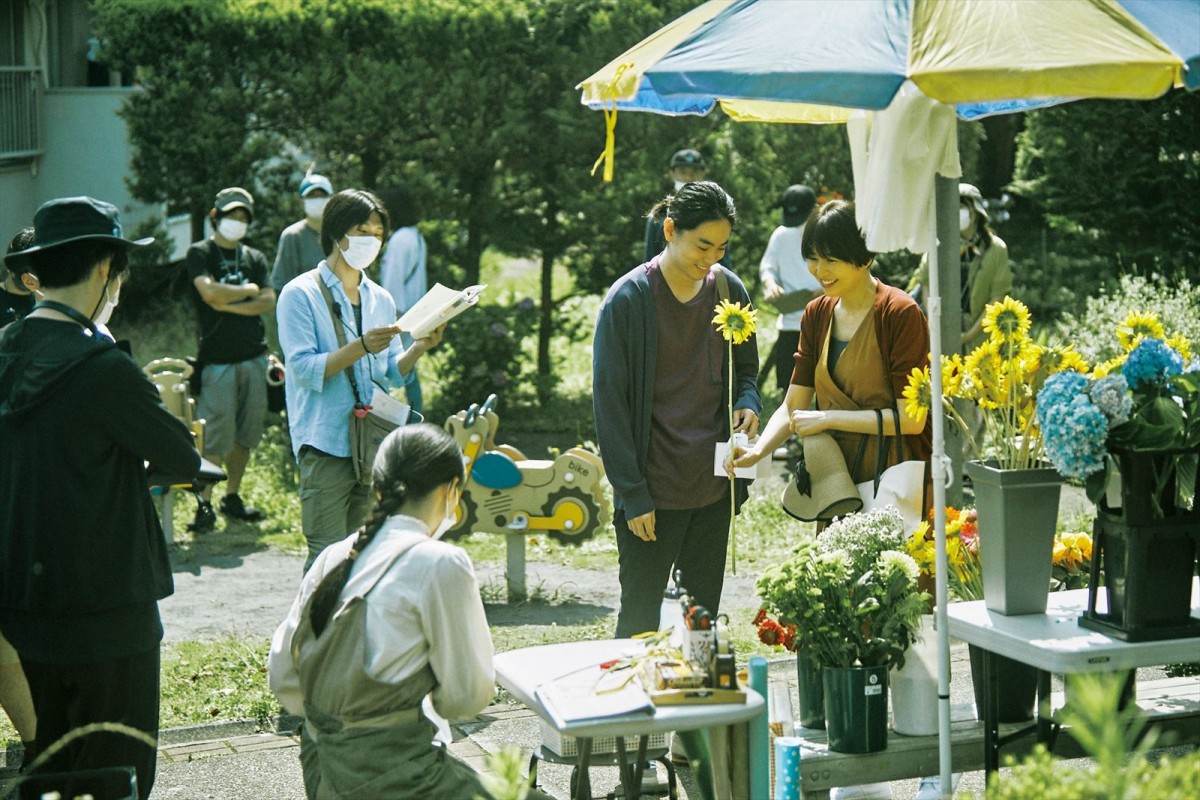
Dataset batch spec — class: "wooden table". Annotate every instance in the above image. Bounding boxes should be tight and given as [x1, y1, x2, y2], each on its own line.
[494, 639, 764, 800]
[946, 584, 1200, 776]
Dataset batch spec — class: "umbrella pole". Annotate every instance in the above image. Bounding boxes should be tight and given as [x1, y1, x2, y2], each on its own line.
[927, 175, 957, 796]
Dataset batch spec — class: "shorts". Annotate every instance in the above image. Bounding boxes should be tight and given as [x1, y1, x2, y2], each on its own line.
[0, 628, 19, 665]
[196, 355, 268, 458]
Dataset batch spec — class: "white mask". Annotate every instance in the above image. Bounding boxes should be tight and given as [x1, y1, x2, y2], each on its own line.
[431, 484, 460, 540]
[217, 218, 248, 242]
[338, 235, 382, 271]
[304, 197, 328, 220]
[673, 180, 687, 191]
[94, 280, 120, 326]
[959, 208, 973, 235]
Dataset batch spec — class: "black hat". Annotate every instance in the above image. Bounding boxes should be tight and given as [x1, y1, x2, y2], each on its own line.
[779, 184, 817, 227]
[669, 149, 706, 168]
[4, 196, 153, 266]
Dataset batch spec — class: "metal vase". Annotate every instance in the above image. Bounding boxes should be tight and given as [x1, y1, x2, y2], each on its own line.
[967, 461, 1062, 615]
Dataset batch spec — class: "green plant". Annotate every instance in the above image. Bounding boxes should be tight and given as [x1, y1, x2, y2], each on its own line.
[756, 508, 928, 670]
[429, 298, 537, 420]
[988, 673, 1200, 799]
[475, 745, 531, 800]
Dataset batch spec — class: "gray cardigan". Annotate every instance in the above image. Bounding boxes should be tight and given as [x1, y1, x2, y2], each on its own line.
[592, 261, 760, 519]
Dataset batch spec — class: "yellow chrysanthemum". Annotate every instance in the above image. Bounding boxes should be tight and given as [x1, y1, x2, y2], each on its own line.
[981, 296, 1031, 343]
[1116, 311, 1165, 352]
[711, 300, 758, 345]
[902, 366, 931, 423]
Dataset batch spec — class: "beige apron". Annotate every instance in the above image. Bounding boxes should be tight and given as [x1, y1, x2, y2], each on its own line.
[814, 310, 898, 485]
[292, 538, 486, 800]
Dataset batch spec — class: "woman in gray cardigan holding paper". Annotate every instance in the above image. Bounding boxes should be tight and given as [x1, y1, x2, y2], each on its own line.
[593, 181, 760, 638]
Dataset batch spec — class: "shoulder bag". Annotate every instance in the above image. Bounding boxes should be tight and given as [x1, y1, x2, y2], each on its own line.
[316, 276, 400, 486]
[854, 407, 927, 533]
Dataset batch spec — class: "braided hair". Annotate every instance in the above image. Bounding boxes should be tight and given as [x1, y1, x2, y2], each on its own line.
[307, 423, 465, 637]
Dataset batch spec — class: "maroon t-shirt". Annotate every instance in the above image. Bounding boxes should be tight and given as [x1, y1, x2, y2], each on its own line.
[644, 265, 729, 510]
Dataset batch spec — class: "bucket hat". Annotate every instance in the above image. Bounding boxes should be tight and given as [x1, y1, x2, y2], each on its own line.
[781, 433, 863, 522]
[959, 183, 988, 222]
[4, 196, 153, 265]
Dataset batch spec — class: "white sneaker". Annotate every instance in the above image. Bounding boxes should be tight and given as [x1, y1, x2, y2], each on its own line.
[914, 773, 961, 800]
[831, 783, 893, 800]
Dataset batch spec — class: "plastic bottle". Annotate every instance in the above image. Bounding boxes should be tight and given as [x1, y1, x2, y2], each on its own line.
[659, 569, 687, 648]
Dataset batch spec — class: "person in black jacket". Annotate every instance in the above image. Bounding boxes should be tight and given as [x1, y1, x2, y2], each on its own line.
[0, 196, 200, 798]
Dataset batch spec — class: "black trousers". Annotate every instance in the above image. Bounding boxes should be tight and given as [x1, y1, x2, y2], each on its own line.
[768, 329, 801, 394]
[614, 493, 731, 639]
[23, 646, 161, 800]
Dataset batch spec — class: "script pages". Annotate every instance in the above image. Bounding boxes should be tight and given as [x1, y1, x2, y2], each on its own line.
[397, 283, 486, 339]
[535, 664, 654, 728]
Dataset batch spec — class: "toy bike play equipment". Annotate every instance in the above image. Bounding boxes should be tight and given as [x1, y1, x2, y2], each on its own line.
[444, 394, 607, 600]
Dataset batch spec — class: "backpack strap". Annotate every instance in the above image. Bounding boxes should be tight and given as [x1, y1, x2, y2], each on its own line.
[714, 266, 730, 302]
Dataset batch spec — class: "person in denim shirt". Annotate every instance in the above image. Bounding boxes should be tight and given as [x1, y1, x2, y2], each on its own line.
[277, 189, 443, 571]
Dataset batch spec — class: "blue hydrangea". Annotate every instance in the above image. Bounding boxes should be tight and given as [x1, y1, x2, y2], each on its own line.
[1040, 394, 1108, 478]
[1123, 338, 1184, 390]
[1087, 374, 1132, 427]
[1036, 371, 1089, 430]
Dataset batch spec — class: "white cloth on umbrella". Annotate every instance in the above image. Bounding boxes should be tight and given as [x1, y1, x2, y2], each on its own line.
[847, 81, 961, 255]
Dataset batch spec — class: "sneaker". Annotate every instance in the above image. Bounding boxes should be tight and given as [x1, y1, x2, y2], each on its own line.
[220, 493, 264, 522]
[831, 783, 893, 800]
[915, 773, 961, 800]
[187, 500, 217, 533]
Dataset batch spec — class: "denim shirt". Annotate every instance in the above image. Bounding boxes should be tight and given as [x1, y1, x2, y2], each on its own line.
[277, 262, 411, 459]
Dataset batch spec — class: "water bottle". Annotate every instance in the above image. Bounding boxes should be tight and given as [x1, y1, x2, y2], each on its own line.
[659, 569, 687, 648]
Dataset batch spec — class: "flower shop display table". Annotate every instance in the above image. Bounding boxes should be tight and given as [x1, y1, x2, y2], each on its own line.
[947, 582, 1200, 777]
[494, 639, 764, 800]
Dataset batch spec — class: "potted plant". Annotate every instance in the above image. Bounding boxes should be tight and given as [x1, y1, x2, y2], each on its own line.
[756, 507, 928, 753]
[905, 296, 1090, 615]
[1037, 318, 1199, 639]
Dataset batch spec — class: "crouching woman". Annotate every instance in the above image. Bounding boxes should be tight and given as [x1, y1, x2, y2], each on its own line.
[269, 424, 547, 799]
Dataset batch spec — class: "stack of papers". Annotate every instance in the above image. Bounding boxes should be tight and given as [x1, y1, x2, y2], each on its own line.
[535, 667, 654, 728]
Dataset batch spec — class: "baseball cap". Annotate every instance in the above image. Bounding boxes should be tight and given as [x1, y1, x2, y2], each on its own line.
[779, 184, 817, 227]
[299, 174, 333, 197]
[4, 196, 153, 266]
[959, 183, 988, 222]
[669, 149, 706, 168]
[214, 187, 254, 218]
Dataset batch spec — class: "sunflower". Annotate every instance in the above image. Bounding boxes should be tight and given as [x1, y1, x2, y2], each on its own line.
[941, 352, 965, 396]
[902, 366, 931, 423]
[711, 300, 758, 345]
[1091, 354, 1128, 379]
[1116, 311, 1165, 352]
[981, 296, 1032, 342]
[1167, 334, 1193, 362]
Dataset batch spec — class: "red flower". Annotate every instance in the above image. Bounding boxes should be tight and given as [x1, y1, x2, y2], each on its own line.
[757, 618, 785, 646]
[752, 608, 768, 626]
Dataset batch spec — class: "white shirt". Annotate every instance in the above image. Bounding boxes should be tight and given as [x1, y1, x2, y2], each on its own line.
[379, 226, 428, 315]
[759, 224, 820, 331]
[269, 515, 495, 722]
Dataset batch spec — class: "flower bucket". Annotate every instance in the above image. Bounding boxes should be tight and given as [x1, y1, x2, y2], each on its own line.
[967, 461, 1062, 615]
[795, 651, 825, 730]
[822, 665, 888, 754]
[891, 614, 938, 736]
[1103, 448, 1198, 522]
[1080, 511, 1200, 641]
[968, 644, 1037, 723]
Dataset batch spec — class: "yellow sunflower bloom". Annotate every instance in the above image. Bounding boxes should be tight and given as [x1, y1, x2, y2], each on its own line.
[1116, 311, 1165, 352]
[1167, 334, 1193, 362]
[711, 300, 758, 345]
[941, 352, 965, 397]
[981, 296, 1032, 343]
[902, 366, 931, 423]
[1092, 354, 1128, 379]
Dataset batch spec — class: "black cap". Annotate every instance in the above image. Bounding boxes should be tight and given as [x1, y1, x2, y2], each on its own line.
[779, 184, 817, 227]
[4, 196, 153, 266]
[669, 149, 705, 168]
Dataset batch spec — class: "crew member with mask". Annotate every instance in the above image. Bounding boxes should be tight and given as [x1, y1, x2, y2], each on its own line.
[276, 189, 443, 571]
[187, 187, 276, 532]
[271, 172, 333, 292]
[0, 196, 200, 797]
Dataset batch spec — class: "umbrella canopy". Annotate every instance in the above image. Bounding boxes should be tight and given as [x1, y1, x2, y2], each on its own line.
[581, 0, 1198, 125]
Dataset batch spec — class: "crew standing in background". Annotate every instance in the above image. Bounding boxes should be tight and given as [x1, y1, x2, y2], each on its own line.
[379, 185, 428, 416]
[271, 173, 334, 293]
[187, 187, 275, 532]
[759, 184, 821, 393]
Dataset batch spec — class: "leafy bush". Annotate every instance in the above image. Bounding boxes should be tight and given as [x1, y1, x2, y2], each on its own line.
[429, 298, 537, 420]
[1051, 274, 1200, 365]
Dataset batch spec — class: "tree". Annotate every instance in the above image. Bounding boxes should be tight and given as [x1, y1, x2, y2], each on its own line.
[1013, 93, 1200, 274]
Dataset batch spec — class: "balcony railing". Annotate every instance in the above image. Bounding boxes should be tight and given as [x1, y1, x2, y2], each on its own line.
[0, 67, 42, 161]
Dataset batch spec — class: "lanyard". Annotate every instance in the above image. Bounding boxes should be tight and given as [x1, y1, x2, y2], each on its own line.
[33, 300, 98, 334]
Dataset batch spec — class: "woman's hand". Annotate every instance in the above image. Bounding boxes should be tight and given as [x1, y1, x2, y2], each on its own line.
[362, 324, 402, 355]
[733, 408, 760, 437]
[725, 441, 763, 478]
[790, 409, 828, 436]
[627, 510, 656, 542]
